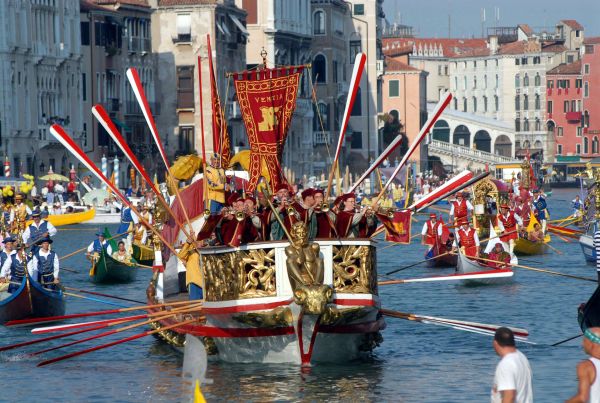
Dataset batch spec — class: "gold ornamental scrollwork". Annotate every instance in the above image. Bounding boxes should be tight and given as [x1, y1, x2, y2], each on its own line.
[473, 178, 497, 206]
[202, 248, 277, 301]
[332, 245, 376, 294]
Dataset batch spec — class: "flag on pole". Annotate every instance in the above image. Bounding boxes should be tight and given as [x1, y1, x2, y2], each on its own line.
[375, 210, 412, 244]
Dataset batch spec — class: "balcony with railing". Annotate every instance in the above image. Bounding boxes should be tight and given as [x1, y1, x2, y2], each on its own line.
[128, 36, 151, 53]
[429, 139, 518, 165]
[125, 100, 161, 116]
[295, 98, 313, 117]
[104, 98, 120, 112]
[566, 111, 582, 122]
[313, 131, 331, 145]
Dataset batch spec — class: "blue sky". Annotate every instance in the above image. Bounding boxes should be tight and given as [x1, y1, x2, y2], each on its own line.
[383, 0, 600, 38]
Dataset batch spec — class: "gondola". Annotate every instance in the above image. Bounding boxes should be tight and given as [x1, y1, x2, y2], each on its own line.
[132, 242, 154, 267]
[579, 286, 600, 331]
[514, 214, 551, 256]
[89, 250, 138, 284]
[0, 277, 66, 324]
[425, 242, 457, 268]
[456, 251, 514, 286]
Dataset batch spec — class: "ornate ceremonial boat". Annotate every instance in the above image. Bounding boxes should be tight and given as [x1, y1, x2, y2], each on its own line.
[89, 250, 138, 284]
[149, 233, 384, 365]
[579, 222, 596, 264]
[514, 215, 550, 256]
[0, 277, 66, 324]
[456, 252, 514, 286]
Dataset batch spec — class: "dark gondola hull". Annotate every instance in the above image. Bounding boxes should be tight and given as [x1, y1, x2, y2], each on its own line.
[0, 278, 65, 324]
[425, 244, 458, 268]
[89, 252, 138, 284]
[0, 279, 32, 324]
[579, 286, 600, 331]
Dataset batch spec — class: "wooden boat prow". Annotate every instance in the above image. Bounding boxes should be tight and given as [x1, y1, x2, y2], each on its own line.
[89, 251, 138, 284]
[456, 251, 514, 286]
[149, 238, 384, 365]
[0, 278, 65, 324]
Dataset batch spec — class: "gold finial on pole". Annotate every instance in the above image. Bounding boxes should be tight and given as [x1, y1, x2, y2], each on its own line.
[260, 47, 268, 69]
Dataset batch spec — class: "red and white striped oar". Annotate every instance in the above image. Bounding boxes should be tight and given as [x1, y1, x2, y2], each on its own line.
[126, 68, 169, 168]
[31, 314, 148, 334]
[91, 105, 191, 239]
[348, 132, 404, 194]
[325, 52, 366, 197]
[48, 124, 178, 257]
[407, 169, 474, 211]
[372, 91, 453, 206]
[378, 269, 513, 285]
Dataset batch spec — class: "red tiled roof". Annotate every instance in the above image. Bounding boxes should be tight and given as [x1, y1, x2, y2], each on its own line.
[383, 44, 413, 57]
[518, 24, 533, 36]
[584, 37, 600, 45]
[381, 37, 487, 58]
[158, 0, 218, 5]
[94, 0, 150, 7]
[547, 60, 582, 75]
[80, 0, 112, 11]
[561, 20, 584, 31]
[384, 57, 420, 72]
[541, 42, 568, 53]
[497, 41, 529, 55]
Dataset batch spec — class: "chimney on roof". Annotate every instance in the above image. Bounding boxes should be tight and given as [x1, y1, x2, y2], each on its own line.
[489, 35, 498, 55]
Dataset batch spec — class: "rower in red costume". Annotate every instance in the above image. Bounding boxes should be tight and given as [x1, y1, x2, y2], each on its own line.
[449, 192, 473, 225]
[513, 196, 531, 227]
[455, 218, 480, 258]
[262, 183, 297, 240]
[421, 213, 443, 246]
[313, 189, 336, 238]
[333, 193, 376, 238]
[290, 188, 318, 238]
[496, 203, 523, 254]
[217, 193, 258, 246]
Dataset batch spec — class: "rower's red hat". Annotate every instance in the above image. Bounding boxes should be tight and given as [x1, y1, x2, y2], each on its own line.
[301, 188, 315, 200]
[275, 183, 290, 193]
[227, 193, 241, 205]
[335, 192, 356, 205]
[243, 193, 256, 204]
[313, 188, 324, 195]
[500, 203, 510, 209]
[429, 213, 436, 218]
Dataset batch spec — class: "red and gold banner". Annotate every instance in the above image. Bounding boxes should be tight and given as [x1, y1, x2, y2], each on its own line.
[207, 35, 231, 167]
[234, 67, 304, 191]
[376, 211, 412, 244]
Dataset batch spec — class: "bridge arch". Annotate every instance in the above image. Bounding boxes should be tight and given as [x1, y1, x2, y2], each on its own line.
[432, 120, 450, 142]
[473, 130, 491, 153]
[495, 135, 512, 157]
[453, 125, 471, 147]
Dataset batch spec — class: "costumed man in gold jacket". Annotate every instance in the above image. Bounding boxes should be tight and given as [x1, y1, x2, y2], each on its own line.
[205, 153, 226, 213]
[178, 240, 204, 300]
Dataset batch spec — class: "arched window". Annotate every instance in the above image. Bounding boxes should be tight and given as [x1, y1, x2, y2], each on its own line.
[313, 54, 326, 83]
[523, 118, 530, 131]
[313, 102, 330, 131]
[484, 74, 488, 89]
[472, 96, 477, 112]
[473, 76, 477, 89]
[515, 74, 520, 88]
[547, 120, 555, 133]
[594, 137, 599, 154]
[585, 110, 590, 127]
[523, 73, 529, 87]
[523, 95, 529, 110]
[535, 73, 541, 86]
[585, 137, 589, 154]
[515, 95, 520, 110]
[453, 97, 458, 110]
[494, 95, 499, 111]
[483, 96, 488, 112]
[463, 97, 467, 112]
[535, 94, 541, 110]
[515, 118, 521, 132]
[313, 10, 325, 35]
[463, 76, 467, 90]
[535, 118, 541, 131]
[495, 74, 499, 88]
[522, 140, 531, 149]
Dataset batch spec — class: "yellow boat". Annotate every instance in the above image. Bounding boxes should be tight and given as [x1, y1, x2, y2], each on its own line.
[514, 214, 551, 255]
[27, 208, 96, 227]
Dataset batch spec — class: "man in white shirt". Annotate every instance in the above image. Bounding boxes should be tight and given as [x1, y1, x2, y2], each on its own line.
[29, 237, 60, 289]
[491, 327, 532, 403]
[22, 208, 58, 253]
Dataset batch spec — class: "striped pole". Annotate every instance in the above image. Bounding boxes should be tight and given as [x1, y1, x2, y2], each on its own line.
[101, 155, 107, 189]
[4, 157, 10, 177]
[113, 156, 119, 190]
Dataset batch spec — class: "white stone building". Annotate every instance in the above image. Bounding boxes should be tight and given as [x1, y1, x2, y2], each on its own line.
[0, 0, 83, 178]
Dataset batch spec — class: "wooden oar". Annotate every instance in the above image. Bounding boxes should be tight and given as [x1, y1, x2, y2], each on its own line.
[63, 287, 146, 305]
[5, 299, 199, 327]
[30, 307, 203, 356]
[378, 268, 513, 285]
[551, 334, 582, 346]
[380, 308, 529, 339]
[467, 254, 597, 282]
[59, 231, 130, 261]
[37, 318, 197, 366]
[384, 250, 454, 275]
[552, 232, 571, 243]
[0, 323, 112, 352]
[32, 303, 203, 334]
[545, 242, 563, 255]
[64, 292, 130, 308]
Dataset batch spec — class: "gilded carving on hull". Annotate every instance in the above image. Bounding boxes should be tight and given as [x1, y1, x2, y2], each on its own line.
[233, 307, 293, 328]
[473, 179, 497, 205]
[202, 248, 276, 301]
[332, 245, 376, 294]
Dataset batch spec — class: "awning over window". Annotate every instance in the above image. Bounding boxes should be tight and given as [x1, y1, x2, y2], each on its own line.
[229, 14, 249, 36]
[176, 14, 191, 35]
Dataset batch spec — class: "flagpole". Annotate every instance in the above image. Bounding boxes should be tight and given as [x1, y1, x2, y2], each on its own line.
[198, 55, 208, 211]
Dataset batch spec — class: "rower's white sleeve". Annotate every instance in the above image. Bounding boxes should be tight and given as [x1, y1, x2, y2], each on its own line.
[87, 242, 95, 253]
[515, 213, 523, 226]
[141, 230, 147, 245]
[47, 222, 58, 237]
[28, 256, 37, 278]
[54, 254, 60, 278]
[131, 212, 139, 224]
[0, 258, 11, 278]
[421, 223, 428, 235]
[438, 224, 443, 236]
[497, 219, 506, 232]
[449, 203, 455, 216]
[106, 245, 113, 256]
[466, 200, 474, 210]
[474, 231, 480, 246]
[26, 206, 32, 215]
[22, 227, 31, 245]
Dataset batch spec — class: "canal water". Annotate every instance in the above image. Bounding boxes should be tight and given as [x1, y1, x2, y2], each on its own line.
[0, 188, 594, 402]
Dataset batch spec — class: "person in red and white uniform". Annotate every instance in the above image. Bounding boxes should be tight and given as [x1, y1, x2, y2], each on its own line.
[455, 218, 480, 258]
[496, 203, 523, 254]
[449, 192, 473, 225]
[421, 213, 443, 246]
